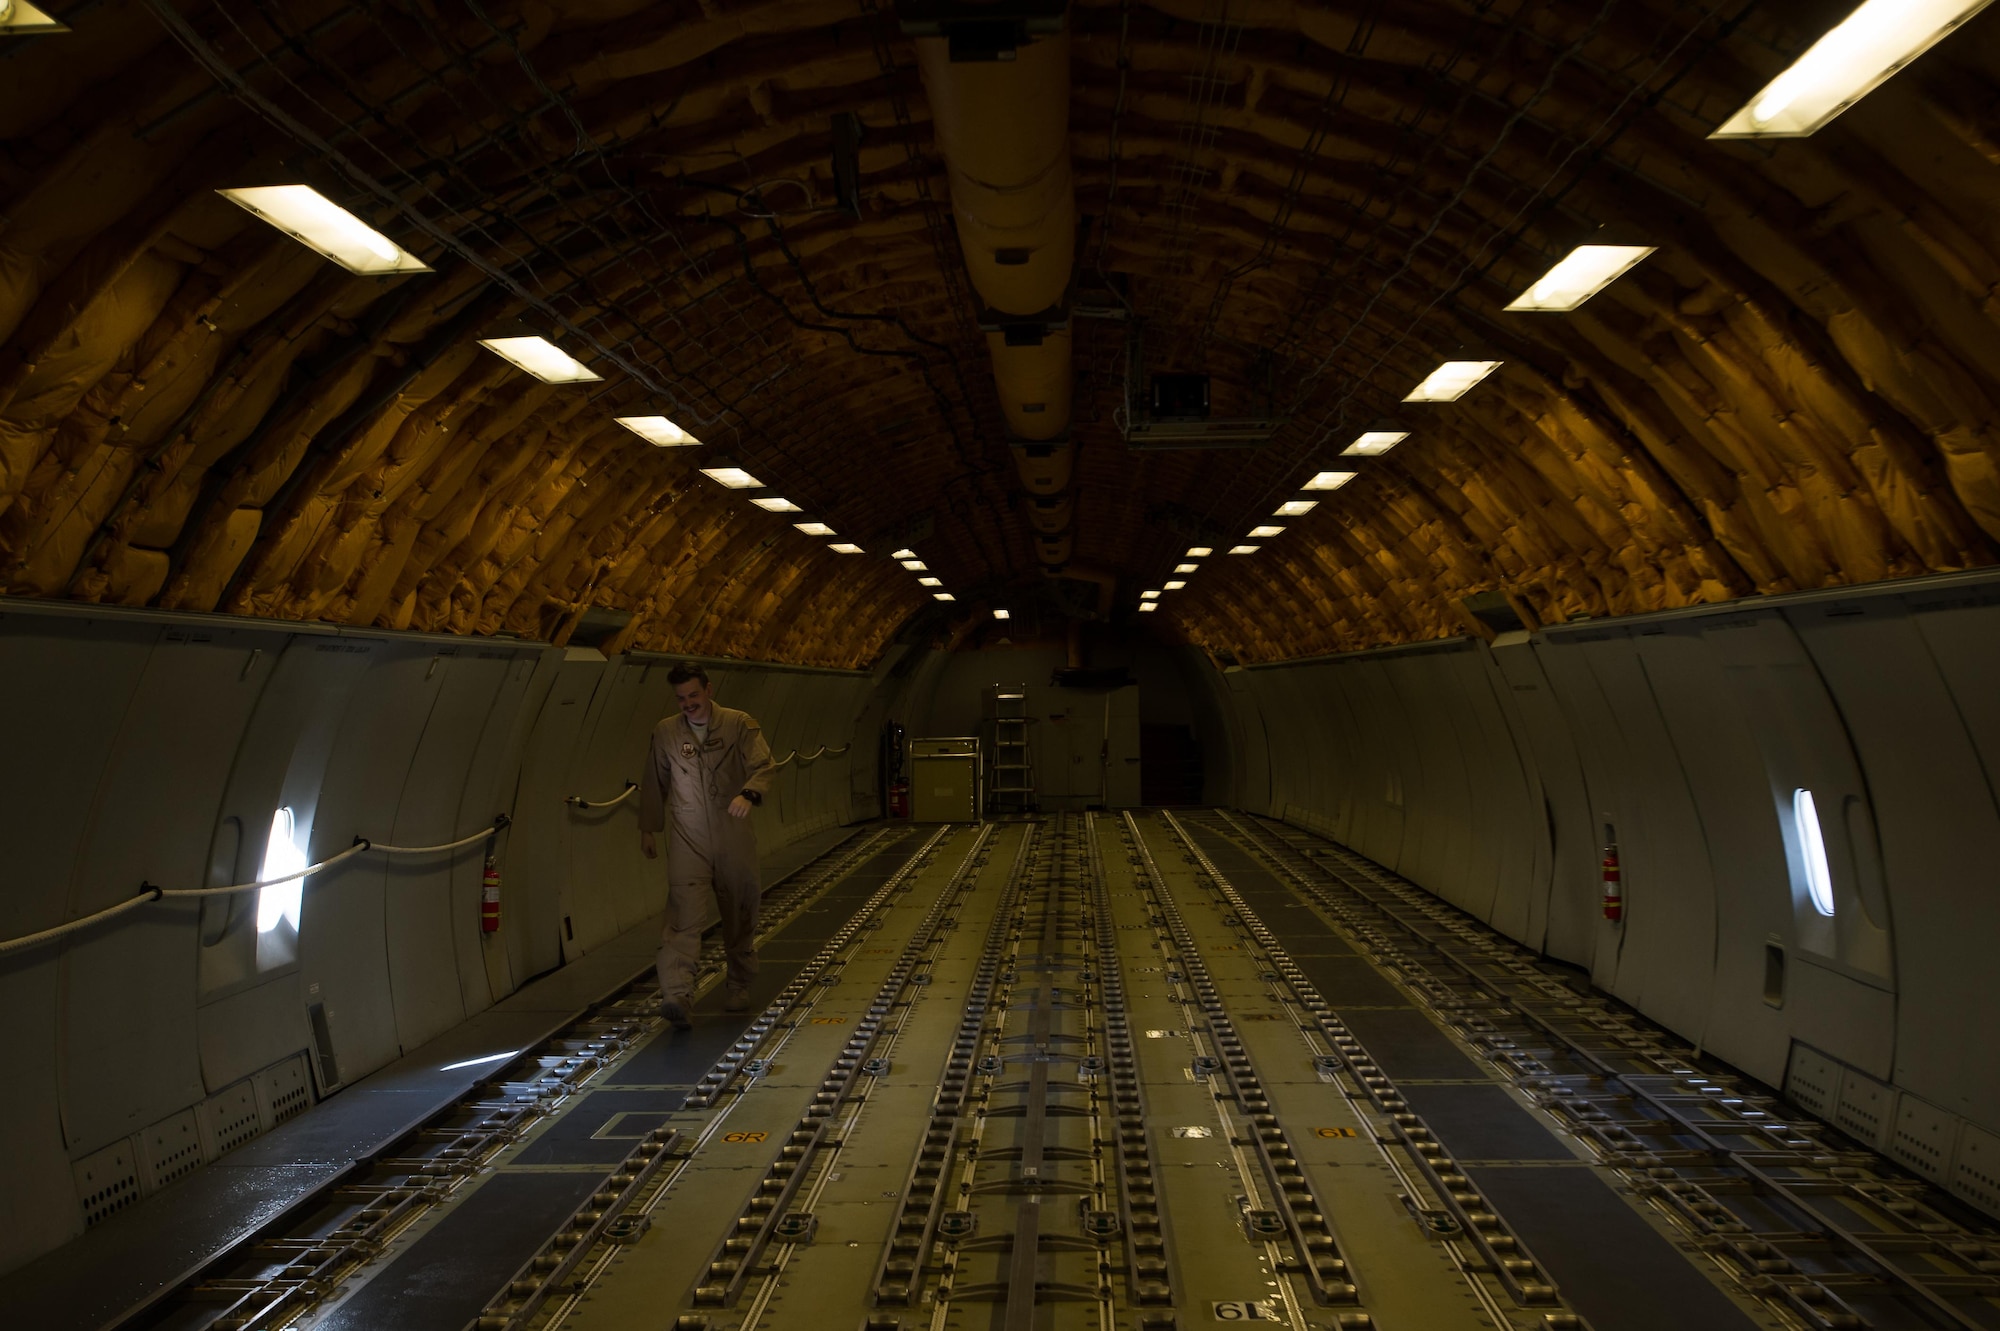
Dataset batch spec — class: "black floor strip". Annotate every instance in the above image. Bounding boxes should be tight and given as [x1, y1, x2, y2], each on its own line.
[1398, 1085, 1578, 1161]
[316, 1174, 607, 1331]
[1470, 1167, 1756, 1331]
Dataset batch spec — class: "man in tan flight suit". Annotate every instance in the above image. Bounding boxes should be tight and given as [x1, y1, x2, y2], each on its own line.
[639, 662, 776, 1030]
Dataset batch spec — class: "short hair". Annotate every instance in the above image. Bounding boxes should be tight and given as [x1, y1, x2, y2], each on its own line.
[666, 661, 709, 688]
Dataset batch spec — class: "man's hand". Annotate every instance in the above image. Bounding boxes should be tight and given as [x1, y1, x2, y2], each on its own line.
[728, 795, 754, 819]
[640, 831, 658, 859]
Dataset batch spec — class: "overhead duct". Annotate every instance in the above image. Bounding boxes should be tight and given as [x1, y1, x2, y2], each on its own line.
[909, 7, 1081, 574]
[1010, 440, 1075, 494]
[1026, 492, 1073, 534]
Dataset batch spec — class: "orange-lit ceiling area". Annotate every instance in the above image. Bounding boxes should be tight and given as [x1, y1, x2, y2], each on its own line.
[1, 0, 1997, 667]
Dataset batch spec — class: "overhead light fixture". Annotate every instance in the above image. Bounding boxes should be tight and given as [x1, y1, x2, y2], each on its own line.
[1186, 546, 1213, 558]
[1405, 360, 1501, 402]
[934, 593, 956, 602]
[1138, 602, 1159, 613]
[891, 548, 916, 559]
[993, 609, 1010, 620]
[1275, 500, 1318, 517]
[698, 465, 762, 489]
[1711, 0, 1992, 138]
[479, 329, 602, 384]
[794, 521, 835, 536]
[0, 1, 67, 32]
[919, 576, 942, 586]
[900, 559, 928, 571]
[1342, 430, 1408, 456]
[751, 496, 802, 512]
[1302, 471, 1357, 491]
[1164, 580, 1187, 590]
[1141, 590, 1161, 600]
[1174, 563, 1199, 573]
[1229, 544, 1261, 555]
[1248, 525, 1285, 538]
[830, 542, 864, 554]
[1505, 245, 1655, 311]
[218, 185, 429, 275]
[616, 415, 700, 447]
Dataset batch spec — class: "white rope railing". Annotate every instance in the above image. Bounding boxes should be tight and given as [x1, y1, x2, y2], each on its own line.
[772, 742, 852, 768]
[0, 816, 511, 958]
[566, 782, 638, 810]
[565, 743, 853, 807]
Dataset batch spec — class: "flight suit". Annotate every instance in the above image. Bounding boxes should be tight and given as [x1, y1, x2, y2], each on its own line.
[638, 705, 777, 1006]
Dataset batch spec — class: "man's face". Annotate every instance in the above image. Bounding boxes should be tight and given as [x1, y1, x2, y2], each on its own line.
[675, 677, 714, 724]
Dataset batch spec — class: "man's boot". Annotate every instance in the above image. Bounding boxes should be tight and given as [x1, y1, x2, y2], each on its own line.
[724, 983, 752, 1013]
[661, 996, 693, 1030]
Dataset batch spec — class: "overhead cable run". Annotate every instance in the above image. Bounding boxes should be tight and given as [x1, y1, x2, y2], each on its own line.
[143, 0, 940, 599]
[144, 0, 1009, 593]
[1185, 0, 1751, 583]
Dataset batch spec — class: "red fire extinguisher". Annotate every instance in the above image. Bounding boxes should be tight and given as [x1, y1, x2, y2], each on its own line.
[481, 855, 502, 933]
[888, 778, 910, 820]
[1601, 823, 1622, 923]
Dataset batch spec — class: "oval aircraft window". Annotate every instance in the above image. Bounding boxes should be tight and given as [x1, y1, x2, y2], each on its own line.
[257, 807, 308, 934]
[1792, 788, 1836, 917]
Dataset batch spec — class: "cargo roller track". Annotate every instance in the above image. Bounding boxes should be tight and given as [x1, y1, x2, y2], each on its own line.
[109, 809, 1998, 1331]
[1183, 810, 2000, 1331]
[548, 812, 1541, 1331]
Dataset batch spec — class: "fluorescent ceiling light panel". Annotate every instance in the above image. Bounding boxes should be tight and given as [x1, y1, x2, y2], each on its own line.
[698, 466, 762, 488]
[934, 593, 956, 602]
[1138, 602, 1158, 613]
[751, 496, 801, 512]
[918, 576, 942, 586]
[829, 542, 864, 554]
[891, 548, 915, 559]
[1275, 500, 1318, 517]
[1228, 544, 1261, 555]
[1248, 525, 1286, 538]
[993, 609, 1010, 620]
[1141, 590, 1161, 600]
[1303, 471, 1357, 491]
[1711, 0, 1993, 138]
[794, 521, 835, 536]
[1174, 563, 1199, 573]
[900, 559, 928, 571]
[1343, 430, 1408, 456]
[1404, 360, 1501, 402]
[0, 1, 67, 32]
[1186, 546, 1213, 558]
[480, 335, 601, 384]
[1505, 245, 1656, 311]
[616, 415, 700, 447]
[1164, 580, 1187, 590]
[218, 185, 429, 275]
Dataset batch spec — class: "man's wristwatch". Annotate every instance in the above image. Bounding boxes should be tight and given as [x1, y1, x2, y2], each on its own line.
[738, 789, 762, 806]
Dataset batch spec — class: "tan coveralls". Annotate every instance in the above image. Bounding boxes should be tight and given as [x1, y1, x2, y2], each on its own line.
[638, 705, 777, 1004]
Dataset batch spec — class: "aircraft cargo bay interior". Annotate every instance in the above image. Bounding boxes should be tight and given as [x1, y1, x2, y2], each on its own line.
[2, 2, 2000, 1330]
